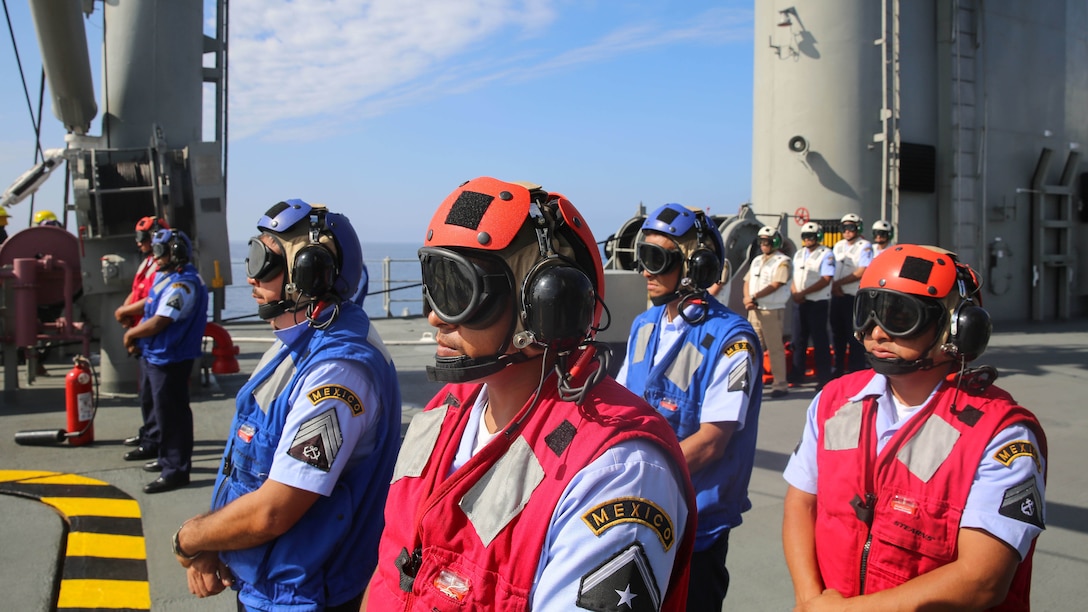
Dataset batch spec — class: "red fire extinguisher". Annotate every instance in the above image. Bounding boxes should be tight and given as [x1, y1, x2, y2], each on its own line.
[65, 356, 95, 446]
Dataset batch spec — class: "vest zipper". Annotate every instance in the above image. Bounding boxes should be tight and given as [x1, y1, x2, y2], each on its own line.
[857, 398, 879, 595]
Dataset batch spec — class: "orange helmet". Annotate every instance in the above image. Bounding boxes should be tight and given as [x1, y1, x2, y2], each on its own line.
[420, 177, 605, 383]
[855, 245, 990, 371]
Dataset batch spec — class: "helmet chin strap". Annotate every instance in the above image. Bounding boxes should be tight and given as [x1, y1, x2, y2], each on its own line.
[856, 323, 954, 376]
[425, 351, 533, 383]
[650, 276, 699, 307]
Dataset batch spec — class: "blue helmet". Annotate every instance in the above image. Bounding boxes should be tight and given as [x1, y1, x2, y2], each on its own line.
[257, 199, 367, 305]
[640, 203, 725, 290]
[151, 229, 192, 270]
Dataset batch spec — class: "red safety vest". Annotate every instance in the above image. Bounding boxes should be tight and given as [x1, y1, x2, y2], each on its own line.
[369, 378, 696, 611]
[814, 370, 1046, 610]
[129, 255, 157, 325]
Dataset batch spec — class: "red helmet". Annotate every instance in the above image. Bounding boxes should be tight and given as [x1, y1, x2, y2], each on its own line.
[134, 216, 169, 242]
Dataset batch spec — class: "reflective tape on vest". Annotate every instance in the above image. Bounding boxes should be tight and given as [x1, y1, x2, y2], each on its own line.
[253, 351, 297, 414]
[461, 435, 544, 546]
[664, 341, 704, 392]
[824, 401, 864, 451]
[896, 415, 961, 483]
[391, 406, 448, 482]
[633, 323, 655, 364]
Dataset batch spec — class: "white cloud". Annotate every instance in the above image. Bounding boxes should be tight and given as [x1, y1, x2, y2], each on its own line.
[228, 0, 558, 138]
[226, 1, 747, 140]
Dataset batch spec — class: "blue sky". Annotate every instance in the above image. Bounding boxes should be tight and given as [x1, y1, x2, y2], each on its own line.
[0, 0, 754, 246]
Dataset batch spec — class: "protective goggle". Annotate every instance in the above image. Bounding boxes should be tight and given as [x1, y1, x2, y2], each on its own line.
[151, 242, 169, 259]
[419, 247, 512, 327]
[135, 230, 154, 243]
[636, 241, 683, 275]
[245, 237, 285, 282]
[757, 237, 775, 245]
[801, 232, 819, 241]
[873, 230, 891, 238]
[853, 289, 946, 338]
[842, 223, 859, 232]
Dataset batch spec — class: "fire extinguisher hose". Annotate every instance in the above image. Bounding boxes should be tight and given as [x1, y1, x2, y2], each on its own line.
[13, 355, 99, 446]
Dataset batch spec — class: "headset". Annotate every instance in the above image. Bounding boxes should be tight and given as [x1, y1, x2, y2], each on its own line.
[290, 209, 339, 298]
[944, 259, 991, 361]
[516, 194, 599, 353]
[686, 211, 723, 289]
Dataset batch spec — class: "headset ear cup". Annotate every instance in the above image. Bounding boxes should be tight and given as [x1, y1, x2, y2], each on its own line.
[522, 260, 595, 352]
[949, 302, 991, 360]
[293, 246, 337, 297]
[687, 248, 721, 289]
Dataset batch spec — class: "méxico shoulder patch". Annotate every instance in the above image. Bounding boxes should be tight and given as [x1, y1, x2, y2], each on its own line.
[993, 440, 1041, 471]
[582, 497, 675, 552]
[723, 340, 753, 357]
[307, 384, 364, 416]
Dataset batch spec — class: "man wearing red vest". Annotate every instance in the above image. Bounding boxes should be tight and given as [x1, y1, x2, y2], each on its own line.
[365, 177, 696, 611]
[115, 216, 169, 453]
[783, 244, 1046, 610]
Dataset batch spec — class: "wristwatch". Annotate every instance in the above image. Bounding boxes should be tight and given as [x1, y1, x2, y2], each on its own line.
[172, 524, 201, 560]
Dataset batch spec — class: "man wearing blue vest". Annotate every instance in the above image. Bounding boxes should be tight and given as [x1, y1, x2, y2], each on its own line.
[171, 201, 402, 611]
[122, 229, 207, 494]
[617, 203, 764, 611]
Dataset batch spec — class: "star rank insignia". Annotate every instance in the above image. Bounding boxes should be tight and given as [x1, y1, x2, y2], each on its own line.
[287, 408, 343, 472]
[576, 542, 660, 611]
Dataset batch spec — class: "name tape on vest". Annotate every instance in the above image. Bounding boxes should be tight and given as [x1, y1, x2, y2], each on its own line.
[307, 384, 364, 416]
[582, 497, 675, 552]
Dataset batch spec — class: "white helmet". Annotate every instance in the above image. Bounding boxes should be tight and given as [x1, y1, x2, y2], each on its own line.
[872, 219, 894, 239]
[800, 222, 824, 242]
[757, 225, 782, 248]
[840, 213, 862, 227]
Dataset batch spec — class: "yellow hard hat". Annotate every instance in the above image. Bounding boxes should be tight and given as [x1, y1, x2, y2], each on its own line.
[33, 210, 58, 225]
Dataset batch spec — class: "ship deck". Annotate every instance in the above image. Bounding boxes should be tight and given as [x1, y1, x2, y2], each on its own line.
[1, 315, 1085, 610]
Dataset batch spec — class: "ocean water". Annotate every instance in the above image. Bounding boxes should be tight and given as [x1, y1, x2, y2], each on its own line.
[218, 241, 423, 322]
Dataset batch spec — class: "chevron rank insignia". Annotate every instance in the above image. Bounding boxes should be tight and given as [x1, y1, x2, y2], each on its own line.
[576, 542, 660, 612]
[307, 384, 364, 416]
[287, 408, 343, 472]
[165, 296, 183, 311]
[999, 476, 1044, 529]
[727, 361, 749, 393]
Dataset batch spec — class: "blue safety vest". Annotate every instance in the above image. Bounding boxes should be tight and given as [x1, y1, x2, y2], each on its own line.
[211, 303, 401, 610]
[623, 298, 762, 549]
[140, 264, 207, 365]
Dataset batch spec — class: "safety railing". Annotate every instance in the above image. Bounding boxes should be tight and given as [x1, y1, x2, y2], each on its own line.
[379, 257, 423, 318]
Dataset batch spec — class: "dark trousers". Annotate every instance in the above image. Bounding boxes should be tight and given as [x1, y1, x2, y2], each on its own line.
[830, 294, 867, 376]
[686, 530, 730, 612]
[791, 299, 832, 385]
[136, 357, 160, 448]
[141, 358, 194, 479]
